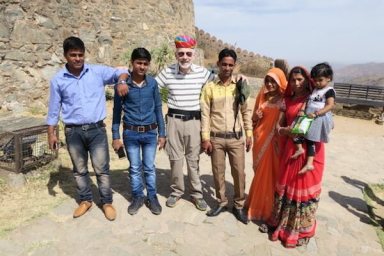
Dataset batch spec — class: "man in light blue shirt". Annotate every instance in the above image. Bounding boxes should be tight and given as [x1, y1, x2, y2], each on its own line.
[47, 36, 128, 221]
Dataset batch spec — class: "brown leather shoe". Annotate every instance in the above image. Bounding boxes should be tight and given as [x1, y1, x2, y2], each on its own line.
[103, 203, 116, 221]
[73, 201, 92, 218]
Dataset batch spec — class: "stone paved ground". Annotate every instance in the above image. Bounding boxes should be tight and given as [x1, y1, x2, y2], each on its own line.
[0, 115, 383, 256]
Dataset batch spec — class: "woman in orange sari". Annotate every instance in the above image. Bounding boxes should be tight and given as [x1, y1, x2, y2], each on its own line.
[246, 67, 287, 221]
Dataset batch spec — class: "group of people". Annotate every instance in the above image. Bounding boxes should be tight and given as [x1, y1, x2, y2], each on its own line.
[47, 35, 335, 248]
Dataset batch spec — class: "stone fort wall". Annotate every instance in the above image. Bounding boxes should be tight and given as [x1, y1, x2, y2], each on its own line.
[0, 0, 273, 113]
[195, 27, 273, 76]
[0, 0, 195, 112]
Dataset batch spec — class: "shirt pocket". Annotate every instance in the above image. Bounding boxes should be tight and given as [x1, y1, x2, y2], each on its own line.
[212, 96, 226, 111]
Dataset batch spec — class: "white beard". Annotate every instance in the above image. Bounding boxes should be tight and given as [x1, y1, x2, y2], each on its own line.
[178, 61, 192, 71]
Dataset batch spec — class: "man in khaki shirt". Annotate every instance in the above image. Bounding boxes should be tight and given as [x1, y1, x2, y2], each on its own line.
[200, 48, 252, 224]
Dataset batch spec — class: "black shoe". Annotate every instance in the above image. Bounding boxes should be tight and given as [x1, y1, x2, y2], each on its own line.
[232, 207, 249, 225]
[206, 205, 228, 217]
[146, 196, 162, 215]
[128, 197, 144, 215]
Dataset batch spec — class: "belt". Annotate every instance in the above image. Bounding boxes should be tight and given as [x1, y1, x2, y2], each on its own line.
[167, 113, 201, 121]
[65, 120, 104, 130]
[123, 123, 157, 132]
[168, 108, 200, 116]
[210, 131, 243, 139]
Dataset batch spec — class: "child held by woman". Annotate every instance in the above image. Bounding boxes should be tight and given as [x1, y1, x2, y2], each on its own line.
[292, 62, 336, 174]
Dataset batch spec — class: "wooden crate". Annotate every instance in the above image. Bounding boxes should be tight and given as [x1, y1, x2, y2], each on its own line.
[0, 125, 58, 173]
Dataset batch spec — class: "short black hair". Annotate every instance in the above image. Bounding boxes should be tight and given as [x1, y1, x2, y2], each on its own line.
[131, 47, 151, 62]
[311, 62, 334, 80]
[63, 36, 85, 55]
[218, 48, 237, 62]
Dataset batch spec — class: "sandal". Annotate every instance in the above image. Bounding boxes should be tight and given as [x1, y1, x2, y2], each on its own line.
[296, 237, 310, 246]
[258, 223, 269, 233]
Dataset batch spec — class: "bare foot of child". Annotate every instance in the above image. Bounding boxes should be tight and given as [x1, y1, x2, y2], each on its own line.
[298, 165, 314, 175]
[291, 148, 305, 159]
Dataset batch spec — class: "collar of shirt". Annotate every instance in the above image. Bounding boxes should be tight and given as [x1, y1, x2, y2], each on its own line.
[213, 75, 236, 86]
[175, 63, 198, 75]
[63, 63, 89, 78]
[127, 75, 148, 88]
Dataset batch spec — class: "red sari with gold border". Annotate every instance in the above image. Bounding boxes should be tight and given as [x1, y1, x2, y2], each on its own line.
[268, 94, 325, 248]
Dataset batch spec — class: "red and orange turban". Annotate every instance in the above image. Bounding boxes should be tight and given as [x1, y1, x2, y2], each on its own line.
[174, 35, 196, 48]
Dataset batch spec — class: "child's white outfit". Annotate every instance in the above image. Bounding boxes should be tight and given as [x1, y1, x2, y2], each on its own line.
[305, 84, 335, 143]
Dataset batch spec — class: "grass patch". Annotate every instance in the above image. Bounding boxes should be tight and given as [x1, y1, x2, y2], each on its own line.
[0, 105, 132, 238]
[0, 177, 6, 192]
[0, 156, 75, 238]
[363, 183, 384, 250]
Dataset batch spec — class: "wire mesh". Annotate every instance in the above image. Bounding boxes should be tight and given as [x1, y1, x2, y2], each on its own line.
[0, 125, 58, 173]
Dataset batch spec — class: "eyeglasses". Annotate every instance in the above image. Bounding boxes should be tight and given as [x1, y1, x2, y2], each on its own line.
[177, 51, 193, 57]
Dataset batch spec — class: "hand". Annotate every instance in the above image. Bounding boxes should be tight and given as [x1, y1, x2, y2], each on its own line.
[158, 137, 166, 150]
[48, 134, 58, 151]
[235, 74, 248, 83]
[298, 110, 305, 117]
[277, 126, 293, 137]
[112, 139, 123, 152]
[201, 140, 213, 155]
[252, 119, 258, 129]
[255, 108, 263, 119]
[116, 83, 129, 97]
[307, 112, 316, 119]
[245, 137, 252, 152]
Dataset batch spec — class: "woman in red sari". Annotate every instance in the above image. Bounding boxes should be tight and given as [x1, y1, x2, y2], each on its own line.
[267, 66, 324, 248]
[246, 68, 287, 221]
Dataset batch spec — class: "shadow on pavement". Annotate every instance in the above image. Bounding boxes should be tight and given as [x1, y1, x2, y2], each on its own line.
[47, 166, 77, 200]
[342, 175, 384, 206]
[47, 165, 239, 212]
[340, 175, 384, 227]
[328, 190, 373, 225]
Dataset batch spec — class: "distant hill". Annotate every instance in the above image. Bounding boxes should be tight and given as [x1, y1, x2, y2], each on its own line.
[335, 63, 384, 86]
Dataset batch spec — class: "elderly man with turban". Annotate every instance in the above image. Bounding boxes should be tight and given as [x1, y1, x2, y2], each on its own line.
[154, 35, 214, 211]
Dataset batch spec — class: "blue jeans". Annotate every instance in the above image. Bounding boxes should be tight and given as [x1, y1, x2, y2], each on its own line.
[123, 129, 158, 199]
[65, 125, 112, 204]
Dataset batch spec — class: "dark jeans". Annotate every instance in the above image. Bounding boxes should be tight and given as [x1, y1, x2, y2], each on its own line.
[123, 129, 158, 199]
[65, 125, 112, 204]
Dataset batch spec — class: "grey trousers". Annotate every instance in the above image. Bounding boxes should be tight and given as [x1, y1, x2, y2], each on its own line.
[165, 116, 203, 199]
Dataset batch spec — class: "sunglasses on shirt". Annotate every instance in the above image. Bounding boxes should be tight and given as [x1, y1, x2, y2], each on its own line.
[177, 51, 193, 57]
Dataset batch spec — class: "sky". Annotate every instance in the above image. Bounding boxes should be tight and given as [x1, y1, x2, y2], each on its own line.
[193, 0, 384, 67]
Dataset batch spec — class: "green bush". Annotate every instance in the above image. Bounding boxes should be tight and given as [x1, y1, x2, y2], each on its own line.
[150, 42, 174, 75]
[160, 87, 169, 103]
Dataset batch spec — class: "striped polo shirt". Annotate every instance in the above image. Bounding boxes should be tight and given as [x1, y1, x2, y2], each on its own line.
[156, 63, 214, 111]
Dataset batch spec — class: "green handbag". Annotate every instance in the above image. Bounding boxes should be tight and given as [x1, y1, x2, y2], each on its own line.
[291, 115, 314, 135]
